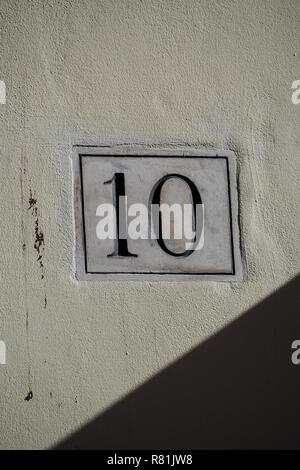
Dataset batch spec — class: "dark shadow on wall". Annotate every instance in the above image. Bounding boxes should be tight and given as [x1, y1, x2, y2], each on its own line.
[55, 275, 300, 449]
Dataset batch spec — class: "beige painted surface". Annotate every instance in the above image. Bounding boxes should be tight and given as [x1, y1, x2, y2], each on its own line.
[0, 0, 299, 449]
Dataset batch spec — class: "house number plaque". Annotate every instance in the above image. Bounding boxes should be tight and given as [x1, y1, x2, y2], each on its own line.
[73, 147, 242, 281]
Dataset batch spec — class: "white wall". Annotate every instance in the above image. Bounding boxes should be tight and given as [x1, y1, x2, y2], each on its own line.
[0, 0, 299, 449]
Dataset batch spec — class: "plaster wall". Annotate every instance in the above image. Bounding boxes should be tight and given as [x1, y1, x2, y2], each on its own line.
[0, 0, 299, 449]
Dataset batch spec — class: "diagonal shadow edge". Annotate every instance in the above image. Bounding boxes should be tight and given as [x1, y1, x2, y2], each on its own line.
[53, 275, 300, 450]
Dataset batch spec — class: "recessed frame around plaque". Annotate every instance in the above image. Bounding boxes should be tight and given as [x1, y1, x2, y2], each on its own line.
[72, 146, 242, 281]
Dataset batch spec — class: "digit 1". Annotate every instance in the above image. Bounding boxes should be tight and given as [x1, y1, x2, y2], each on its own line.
[104, 172, 137, 258]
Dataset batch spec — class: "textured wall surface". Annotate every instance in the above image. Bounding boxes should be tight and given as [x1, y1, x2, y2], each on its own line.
[0, 0, 299, 449]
